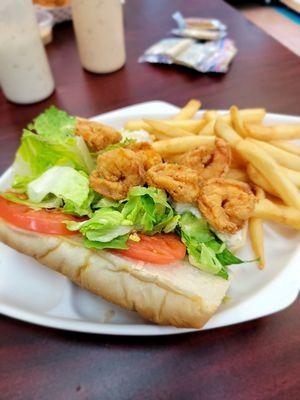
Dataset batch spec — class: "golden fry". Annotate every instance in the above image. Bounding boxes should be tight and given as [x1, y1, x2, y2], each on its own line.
[124, 119, 206, 133]
[247, 139, 300, 171]
[236, 140, 300, 210]
[152, 136, 215, 157]
[249, 217, 265, 269]
[249, 185, 265, 269]
[203, 110, 219, 122]
[222, 108, 266, 124]
[230, 106, 247, 138]
[245, 123, 300, 141]
[215, 118, 242, 147]
[254, 199, 300, 230]
[270, 140, 300, 156]
[247, 164, 278, 197]
[144, 119, 194, 138]
[281, 166, 300, 188]
[174, 99, 201, 120]
[198, 120, 215, 136]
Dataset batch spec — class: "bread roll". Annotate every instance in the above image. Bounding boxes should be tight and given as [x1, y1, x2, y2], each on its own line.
[0, 220, 230, 328]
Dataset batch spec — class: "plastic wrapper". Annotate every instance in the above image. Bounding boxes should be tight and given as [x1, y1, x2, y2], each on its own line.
[172, 28, 226, 41]
[138, 38, 194, 64]
[172, 11, 227, 32]
[139, 38, 237, 74]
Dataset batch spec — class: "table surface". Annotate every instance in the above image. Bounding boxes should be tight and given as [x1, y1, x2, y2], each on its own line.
[0, 1, 299, 399]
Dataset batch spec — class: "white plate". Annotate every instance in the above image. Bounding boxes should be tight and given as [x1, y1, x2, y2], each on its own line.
[0, 101, 299, 336]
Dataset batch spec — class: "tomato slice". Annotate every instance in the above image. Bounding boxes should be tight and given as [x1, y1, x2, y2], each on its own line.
[113, 233, 186, 264]
[0, 196, 83, 236]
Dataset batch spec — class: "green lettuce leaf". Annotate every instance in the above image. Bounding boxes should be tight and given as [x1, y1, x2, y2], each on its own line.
[83, 234, 129, 250]
[121, 186, 178, 234]
[29, 105, 76, 143]
[0, 192, 62, 209]
[12, 130, 94, 191]
[178, 212, 243, 279]
[65, 208, 133, 248]
[12, 107, 95, 192]
[27, 166, 89, 206]
[63, 189, 100, 217]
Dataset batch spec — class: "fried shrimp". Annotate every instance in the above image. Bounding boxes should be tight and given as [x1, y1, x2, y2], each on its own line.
[176, 138, 231, 180]
[76, 118, 121, 151]
[198, 178, 255, 234]
[146, 164, 201, 203]
[128, 142, 162, 170]
[89, 148, 145, 200]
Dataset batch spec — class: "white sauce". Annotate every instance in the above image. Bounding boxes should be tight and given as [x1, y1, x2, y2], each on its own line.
[120, 129, 153, 143]
[174, 202, 201, 218]
[0, 1, 54, 104]
[214, 225, 247, 251]
[72, 0, 126, 73]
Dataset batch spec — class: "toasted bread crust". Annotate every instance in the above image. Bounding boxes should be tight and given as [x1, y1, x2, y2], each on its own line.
[0, 220, 230, 328]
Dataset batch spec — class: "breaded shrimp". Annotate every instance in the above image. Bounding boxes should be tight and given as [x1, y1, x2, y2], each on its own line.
[146, 163, 201, 203]
[175, 138, 231, 180]
[198, 178, 255, 234]
[128, 142, 162, 170]
[89, 148, 145, 200]
[76, 118, 121, 151]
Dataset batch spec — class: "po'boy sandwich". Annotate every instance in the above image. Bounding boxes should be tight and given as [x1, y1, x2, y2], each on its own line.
[0, 107, 255, 328]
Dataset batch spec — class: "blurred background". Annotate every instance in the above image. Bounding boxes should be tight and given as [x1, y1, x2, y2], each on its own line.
[226, 0, 300, 55]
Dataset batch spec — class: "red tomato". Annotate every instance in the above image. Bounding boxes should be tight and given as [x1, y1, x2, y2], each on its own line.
[113, 233, 186, 264]
[0, 196, 83, 236]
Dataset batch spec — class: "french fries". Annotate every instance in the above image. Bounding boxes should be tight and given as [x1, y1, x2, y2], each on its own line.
[247, 138, 300, 171]
[271, 140, 300, 156]
[205, 108, 266, 124]
[281, 166, 300, 187]
[215, 118, 242, 146]
[222, 108, 266, 124]
[249, 187, 265, 269]
[245, 123, 300, 141]
[247, 164, 278, 197]
[254, 199, 300, 230]
[203, 110, 219, 122]
[152, 136, 215, 157]
[236, 140, 300, 210]
[174, 99, 201, 120]
[198, 120, 215, 136]
[144, 119, 194, 138]
[230, 106, 247, 138]
[124, 119, 206, 133]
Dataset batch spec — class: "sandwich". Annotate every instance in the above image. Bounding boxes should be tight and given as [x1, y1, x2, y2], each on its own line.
[0, 107, 255, 328]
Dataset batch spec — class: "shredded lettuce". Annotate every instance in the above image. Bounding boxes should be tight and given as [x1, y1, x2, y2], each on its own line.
[12, 107, 94, 192]
[121, 186, 179, 234]
[65, 208, 133, 249]
[178, 212, 244, 279]
[0, 192, 62, 209]
[83, 234, 129, 250]
[27, 166, 89, 204]
[29, 105, 76, 143]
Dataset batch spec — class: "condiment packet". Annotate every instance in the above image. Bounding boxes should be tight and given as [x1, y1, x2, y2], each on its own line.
[172, 11, 227, 32]
[138, 38, 194, 64]
[175, 39, 237, 73]
[171, 28, 226, 41]
[139, 38, 237, 73]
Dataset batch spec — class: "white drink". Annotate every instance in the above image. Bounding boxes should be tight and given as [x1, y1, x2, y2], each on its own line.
[72, 0, 126, 73]
[0, 0, 55, 104]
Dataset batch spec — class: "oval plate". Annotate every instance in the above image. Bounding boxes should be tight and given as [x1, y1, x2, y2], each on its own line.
[0, 101, 299, 335]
